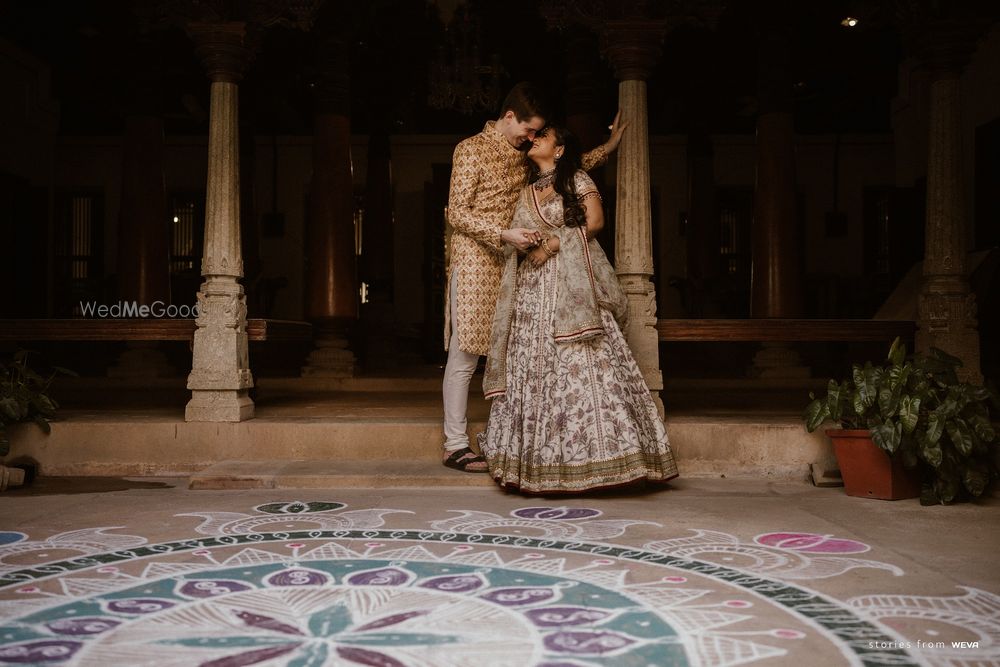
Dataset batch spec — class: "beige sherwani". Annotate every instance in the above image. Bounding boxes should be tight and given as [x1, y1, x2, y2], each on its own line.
[445, 121, 606, 356]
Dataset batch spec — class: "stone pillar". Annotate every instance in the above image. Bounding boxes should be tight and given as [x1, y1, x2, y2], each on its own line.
[915, 24, 983, 383]
[302, 33, 357, 377]
[110, 115, 175, 378]
[185, 22, 254, 422]
[750, 24, 808, 378]
[602, 21, 666, 415]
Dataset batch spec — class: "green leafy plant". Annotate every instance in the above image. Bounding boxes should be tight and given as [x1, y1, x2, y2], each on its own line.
[805, 338, 1000, 505]
[0, 350, 75, 457]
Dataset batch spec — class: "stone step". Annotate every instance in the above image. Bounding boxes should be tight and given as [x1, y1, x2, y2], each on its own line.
[8, 407, 831, 482]
[188, 459, 496, 489]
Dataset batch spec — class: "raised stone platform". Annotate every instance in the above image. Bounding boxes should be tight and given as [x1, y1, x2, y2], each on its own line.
[4, 374, 834, 487]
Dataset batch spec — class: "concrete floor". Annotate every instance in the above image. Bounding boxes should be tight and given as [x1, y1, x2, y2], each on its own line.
[2, 477, 997, 666]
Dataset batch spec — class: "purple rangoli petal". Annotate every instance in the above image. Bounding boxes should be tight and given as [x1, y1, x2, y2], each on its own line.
[480, 587, 556, 606]
[179, 580, 253, 598]
[346, 567, 411, 586]
[525, 607, 611, 627]
[234, 610, 305, 636]
[544, 631, 636, 654]
[418, 574, 485, 593]
[336, 646, 407, 667]
[354, 610, 428, 632]
[266, 569, 329, 587]
[45, 617, 121, 636]
[105, 598, 175, 614]
[0, 640, 82, 663]
[198, 643, 301, 667]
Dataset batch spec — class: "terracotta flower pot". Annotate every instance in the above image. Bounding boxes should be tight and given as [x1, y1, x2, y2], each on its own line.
[825, 429, 921, 500]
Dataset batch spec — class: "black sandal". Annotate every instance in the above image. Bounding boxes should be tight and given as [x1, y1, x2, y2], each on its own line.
[443, 447, 488, 473]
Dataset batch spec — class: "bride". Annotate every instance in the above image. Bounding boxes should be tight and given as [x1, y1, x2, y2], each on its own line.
[477, 125, 678, 493]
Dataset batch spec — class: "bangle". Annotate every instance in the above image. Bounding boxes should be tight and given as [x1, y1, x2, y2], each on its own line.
[541, 238, 557, 257]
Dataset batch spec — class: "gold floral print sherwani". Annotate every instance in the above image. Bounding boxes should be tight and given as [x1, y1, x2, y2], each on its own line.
[445, 121, 606, 356]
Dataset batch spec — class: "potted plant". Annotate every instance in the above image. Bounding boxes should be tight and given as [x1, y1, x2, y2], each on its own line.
[805, 337, 1000, 504]
[0, 349, 74, 490]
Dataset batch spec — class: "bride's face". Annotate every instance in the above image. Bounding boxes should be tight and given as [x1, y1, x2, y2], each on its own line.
[528, 129, 559, 162]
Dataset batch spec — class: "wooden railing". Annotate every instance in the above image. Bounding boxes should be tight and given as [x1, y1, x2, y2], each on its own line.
[656, 318, 916, 342]
[0, 319, 312, 343]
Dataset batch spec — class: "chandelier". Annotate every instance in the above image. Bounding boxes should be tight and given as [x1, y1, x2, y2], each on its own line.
[427, 3, 505, 115]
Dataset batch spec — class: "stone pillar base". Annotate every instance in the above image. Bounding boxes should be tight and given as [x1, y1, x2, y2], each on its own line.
[185, 390, 254, 422]
[749, 342, 811, 379]
[302, 321, 355, 377]
[107, 342, 178, 378]
[302, 337, 355, 377]
[917, 280, 982, 384]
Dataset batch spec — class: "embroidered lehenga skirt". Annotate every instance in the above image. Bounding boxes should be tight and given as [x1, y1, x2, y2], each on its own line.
[477, 235, 679, 494]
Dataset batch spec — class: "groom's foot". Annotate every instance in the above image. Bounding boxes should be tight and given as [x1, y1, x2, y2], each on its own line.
[442, 447, 488, 473]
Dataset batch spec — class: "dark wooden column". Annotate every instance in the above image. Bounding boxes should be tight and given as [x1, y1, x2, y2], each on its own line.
[751, 24, 802, 319]
[749, 21, 808, 378]
[907, 15, 988, 383]
[302, 30, 357, 377]
[109, 114, 175, 377]
[118, 116, 170, 306]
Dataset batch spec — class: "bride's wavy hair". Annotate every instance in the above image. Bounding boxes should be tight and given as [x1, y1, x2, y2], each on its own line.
[528, 125, 587, 228]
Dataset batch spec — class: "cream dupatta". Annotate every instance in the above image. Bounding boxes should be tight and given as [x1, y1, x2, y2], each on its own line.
[483, 185, 627, 399]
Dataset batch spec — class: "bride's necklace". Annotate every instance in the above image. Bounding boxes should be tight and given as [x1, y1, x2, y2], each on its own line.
[533, 167, 556, 191]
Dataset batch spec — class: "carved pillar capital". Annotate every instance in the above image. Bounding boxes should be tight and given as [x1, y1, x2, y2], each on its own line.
[187, 21, 253, 83]
[601, 19, 666, 81]
[314, 34, 351, 115]
[911, 21, 989, 77]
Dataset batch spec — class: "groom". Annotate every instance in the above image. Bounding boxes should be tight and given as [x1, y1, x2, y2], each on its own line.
[441, 81, 621, 472]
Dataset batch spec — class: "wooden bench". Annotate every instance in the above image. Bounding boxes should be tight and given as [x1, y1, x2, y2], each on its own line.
[656, 318, 916, 342]
[0, 319, 313, 343]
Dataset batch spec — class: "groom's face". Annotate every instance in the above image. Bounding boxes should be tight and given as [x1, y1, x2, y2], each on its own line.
[502, 111, 545, 148]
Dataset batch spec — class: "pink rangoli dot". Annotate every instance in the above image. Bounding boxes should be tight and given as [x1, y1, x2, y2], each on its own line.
[725, 600, 752, 608]
[192, 550, 212, 557]
[97, 566, 118, 574]
[286, 543, 305, 549]
[365, 543, 383, 548]
[663, 576, 687, 583]
[453, 546, 473, 551]
[593, 559, 614, 565]
[16, 587, 39, 594]
[773, 629, 806, 639]
[524, 553, 545, 559]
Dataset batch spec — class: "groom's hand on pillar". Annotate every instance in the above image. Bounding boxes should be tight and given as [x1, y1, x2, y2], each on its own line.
[502, 227, 542, 252]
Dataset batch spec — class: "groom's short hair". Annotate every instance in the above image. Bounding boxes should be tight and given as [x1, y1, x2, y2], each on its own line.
[501, 82, 550, 123]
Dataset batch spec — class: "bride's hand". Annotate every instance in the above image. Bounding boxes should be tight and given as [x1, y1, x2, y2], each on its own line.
[527, 247, 550, 267]
[605, 110, 629, 153]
